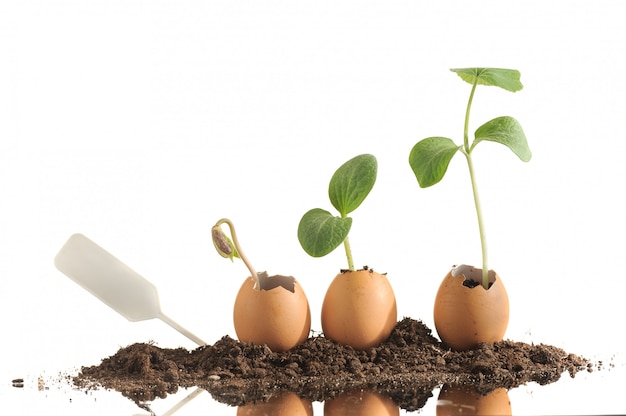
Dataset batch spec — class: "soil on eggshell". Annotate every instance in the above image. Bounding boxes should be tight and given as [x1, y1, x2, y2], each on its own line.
[73, 317, 590, 412]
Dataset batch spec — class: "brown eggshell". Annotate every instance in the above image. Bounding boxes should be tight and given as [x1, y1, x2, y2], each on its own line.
[237, 392, 313, 416]
[321, 269, 397, 350]
[433, 264, 509, 351]
[233, 275, 311, 352]
[324, 389, 399, 416]
[436, 384, 511, 416]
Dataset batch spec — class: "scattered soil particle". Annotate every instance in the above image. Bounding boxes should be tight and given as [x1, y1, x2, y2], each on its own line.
[74, 318, 589, 412]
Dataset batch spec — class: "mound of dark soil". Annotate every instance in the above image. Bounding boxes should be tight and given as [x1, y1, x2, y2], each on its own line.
[74, 318, 590, 412]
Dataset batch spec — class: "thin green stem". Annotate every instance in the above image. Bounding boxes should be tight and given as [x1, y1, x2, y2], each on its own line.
[339, 212, 355, 271]
[462, 151, 489, 288]
[463, 82, 478, 153]
[215, 218, 260, 289]
[343, 236, 355, 271]
[463, 78, 489, 289]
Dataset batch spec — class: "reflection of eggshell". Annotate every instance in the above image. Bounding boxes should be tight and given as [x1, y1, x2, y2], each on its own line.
[237, 392, 313, 416]
[436, 384, 511, 416]
[233, 275, 311, 352]
[433, 265, 509, 351]
[324, 390, 399, 416]
[321, 269, 397, 350]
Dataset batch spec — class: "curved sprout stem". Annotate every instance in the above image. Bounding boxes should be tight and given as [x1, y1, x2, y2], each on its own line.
[214, 218, 260, 290]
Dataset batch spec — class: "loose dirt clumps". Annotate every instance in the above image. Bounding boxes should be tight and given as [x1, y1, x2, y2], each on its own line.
[74, 318, 589, 412]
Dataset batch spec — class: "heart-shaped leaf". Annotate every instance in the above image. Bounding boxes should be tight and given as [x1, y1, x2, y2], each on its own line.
[451, 68, 523, 92]
[328, 154, 377, 216]
[409, 137, 461, 188]
[472, 116, 532, 162]
[297, 208, 352, 258]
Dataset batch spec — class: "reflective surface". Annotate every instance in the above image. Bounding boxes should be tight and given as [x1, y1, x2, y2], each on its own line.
[4, 363, 624, 414]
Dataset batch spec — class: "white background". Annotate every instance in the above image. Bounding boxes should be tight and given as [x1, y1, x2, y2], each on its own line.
[1, 1, 625, 414]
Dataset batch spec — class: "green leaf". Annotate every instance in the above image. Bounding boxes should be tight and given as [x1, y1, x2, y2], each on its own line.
[409, 137, 461, 187]
[328, 154, 377, 216]
[297, 208, 352, 258]
[451, 68, 523, 92]
[472, 116, 532, 162]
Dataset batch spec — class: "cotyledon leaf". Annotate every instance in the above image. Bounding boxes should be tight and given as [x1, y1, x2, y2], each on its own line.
[297, 208, 352, 258]
[409, 137, 461, 188]
[472, 116, 531, 162]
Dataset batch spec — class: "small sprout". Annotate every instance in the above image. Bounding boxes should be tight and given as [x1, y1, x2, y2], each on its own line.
[298, 154, 377, 271]
[212, 218, 260, 289]
[409, 68, 531, 289]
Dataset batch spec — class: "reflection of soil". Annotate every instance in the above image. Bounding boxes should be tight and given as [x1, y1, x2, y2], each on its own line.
[74, 318, 589, 412]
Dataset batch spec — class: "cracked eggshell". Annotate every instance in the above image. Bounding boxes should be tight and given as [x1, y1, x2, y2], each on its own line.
[233, 275, 311, 352]
[321, 269, 397, 350]
[433, 264, 509, 351]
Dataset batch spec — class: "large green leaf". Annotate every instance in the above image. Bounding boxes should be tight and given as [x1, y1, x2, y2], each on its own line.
[297, 208, 352, 258]
[409, 137, 461, 188]
[472, 116, 532, 162]
[451, 68, 523, 92]
[328, 154, 377, 216]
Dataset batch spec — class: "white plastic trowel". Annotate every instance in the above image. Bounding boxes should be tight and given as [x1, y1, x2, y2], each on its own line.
[54, 233, 206, 346]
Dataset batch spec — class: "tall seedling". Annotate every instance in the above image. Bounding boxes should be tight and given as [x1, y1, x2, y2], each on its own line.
[409, 68, 531, 289]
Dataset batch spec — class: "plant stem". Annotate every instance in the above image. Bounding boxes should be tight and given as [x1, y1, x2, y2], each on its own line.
[341, 212, 355, 271]
[343, 236, 355, 271]
[215, 218, 260, 289]
[463, 151, 489, 288]
[463, 78, 489, 289]
[463, 81, 478, 153]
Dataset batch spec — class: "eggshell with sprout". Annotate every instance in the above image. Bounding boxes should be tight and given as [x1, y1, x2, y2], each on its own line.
[237, 392, 313, 416]
[233, 273, 311, 352]
[433, 264, 509, 351]
[321, 268, 397, 350]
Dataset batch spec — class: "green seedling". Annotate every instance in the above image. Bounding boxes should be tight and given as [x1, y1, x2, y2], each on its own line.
[213, 218, 298, 293]
[409, 68, 531, 289]
[298, 154, 377, 271]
